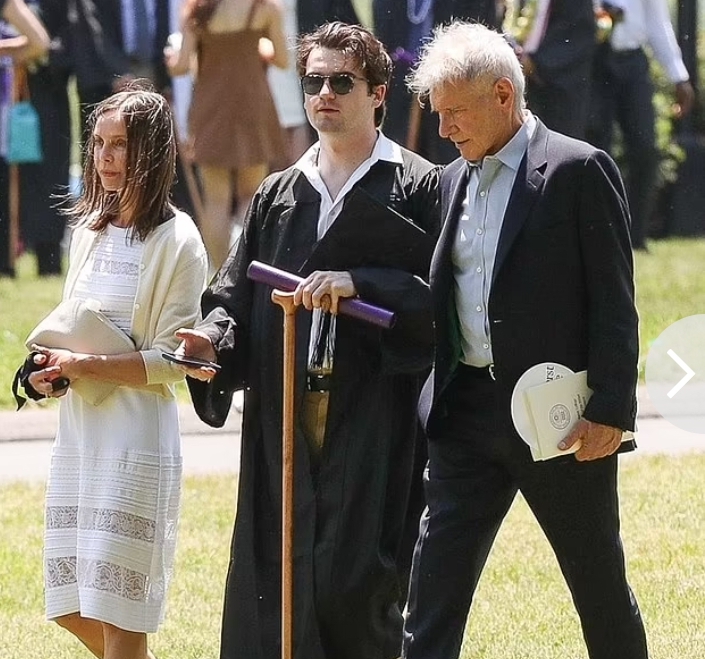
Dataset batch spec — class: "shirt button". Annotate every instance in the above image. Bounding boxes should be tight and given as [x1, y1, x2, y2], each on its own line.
[140, 263, 146, 270]
[476, 305, 482, 312]
[477, 228, 483, 235]
[134, 303, 141, 310]
[479, 191, 486, 197]
[476, 267, 482, 273]
[483, 343, 489, 349]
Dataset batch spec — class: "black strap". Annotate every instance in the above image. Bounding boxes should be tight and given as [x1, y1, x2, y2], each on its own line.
[11, 351, 48, 411]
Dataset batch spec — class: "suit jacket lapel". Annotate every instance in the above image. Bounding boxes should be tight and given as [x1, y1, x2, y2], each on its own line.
[431, 159, 468, 284]
[430, 159, 468, 396]
[492, 121, 549, 285]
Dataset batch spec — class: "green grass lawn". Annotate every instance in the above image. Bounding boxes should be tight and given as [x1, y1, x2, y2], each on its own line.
[2, 238, 704, 410]
[1, 455, 704, 658]
[633, 238, 705, 368]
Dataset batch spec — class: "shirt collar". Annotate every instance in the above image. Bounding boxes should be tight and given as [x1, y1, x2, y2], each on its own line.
[467, 111, 537, 174]
[294, 130, 403, 178]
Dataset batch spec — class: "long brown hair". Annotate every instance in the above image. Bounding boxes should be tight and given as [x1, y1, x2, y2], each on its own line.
[182, 0, 223, 32]
[65, 82, 177, 242]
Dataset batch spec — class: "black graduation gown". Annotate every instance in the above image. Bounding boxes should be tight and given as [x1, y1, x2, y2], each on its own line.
[188, 147, 440, 659]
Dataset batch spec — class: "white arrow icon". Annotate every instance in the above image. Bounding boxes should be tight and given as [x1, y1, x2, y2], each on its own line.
[666, 349, 695, 399]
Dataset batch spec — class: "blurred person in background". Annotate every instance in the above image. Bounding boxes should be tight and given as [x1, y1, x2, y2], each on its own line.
[119, 0, 198, 220]
[65, 0, 132, 133]
[267, 0, 313, 167]
[297, 0, 359, 34]
[18, 0, 70, 276]
[0, 0, 50, 276]
[505, 0, 597, 139]
[120, 0, 171, 85]
[587, 0, 695, 251]
[0, 0, 48, 59]
[167, 0, 288, 273]
[374, 0, 501, 164]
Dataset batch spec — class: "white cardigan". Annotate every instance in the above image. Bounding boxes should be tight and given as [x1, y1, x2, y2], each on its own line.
[63, 209, 209, 395]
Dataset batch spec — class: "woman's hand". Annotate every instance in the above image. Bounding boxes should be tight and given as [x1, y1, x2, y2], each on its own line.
[26, 351, 70, 398]
[173, 329, 218, 381]
[30, 345, 85, 382]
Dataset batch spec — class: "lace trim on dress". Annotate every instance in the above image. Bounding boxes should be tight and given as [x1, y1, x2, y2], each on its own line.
[86, 509, 156, 543]
[80, 559, 148, 601]
[46, 507, 156, 542]
[45, 556, 151, 602]
[46, 556, 77, 588]
[46, 506, 78, 529]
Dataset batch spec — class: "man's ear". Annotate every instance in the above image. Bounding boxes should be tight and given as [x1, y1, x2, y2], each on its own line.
[371, 83, 387, 107]
[495, 77, 515, 109]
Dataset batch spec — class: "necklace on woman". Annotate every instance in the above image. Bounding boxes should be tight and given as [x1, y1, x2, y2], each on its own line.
[406, 0, 432, 25]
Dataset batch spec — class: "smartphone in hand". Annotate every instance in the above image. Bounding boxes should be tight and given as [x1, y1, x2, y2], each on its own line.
[161, 351, 221, 372]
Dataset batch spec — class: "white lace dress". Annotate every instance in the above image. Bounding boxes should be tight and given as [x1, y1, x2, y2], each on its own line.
[44, 224, 182, 633]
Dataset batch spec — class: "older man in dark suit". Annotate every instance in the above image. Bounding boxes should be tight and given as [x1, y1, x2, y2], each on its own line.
[401, 21, 648, 659]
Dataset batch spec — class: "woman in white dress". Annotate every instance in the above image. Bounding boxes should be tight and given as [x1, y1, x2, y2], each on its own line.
[27, 85, 208, 659]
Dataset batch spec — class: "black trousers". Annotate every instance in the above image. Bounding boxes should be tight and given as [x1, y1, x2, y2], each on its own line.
[587, 46, 658, 249]
[402, 366, 648, 659]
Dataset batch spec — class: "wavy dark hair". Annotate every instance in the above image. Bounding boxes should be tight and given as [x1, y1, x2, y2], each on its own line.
[64, 81, 177, 242]
[296, 21, 393, 127]
[182, 0, 222, 32]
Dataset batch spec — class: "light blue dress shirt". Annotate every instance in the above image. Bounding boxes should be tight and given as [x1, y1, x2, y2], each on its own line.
[452, 112, 537, 367]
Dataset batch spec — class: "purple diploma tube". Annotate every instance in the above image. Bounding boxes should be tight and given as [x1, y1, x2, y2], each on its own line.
[246, 261, 396, 329]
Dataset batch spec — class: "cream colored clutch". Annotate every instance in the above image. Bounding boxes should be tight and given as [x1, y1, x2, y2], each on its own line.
[25, 298, 136, 406]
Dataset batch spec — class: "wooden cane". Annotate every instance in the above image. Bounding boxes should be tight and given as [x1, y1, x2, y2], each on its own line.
[271, 289, 297, 659]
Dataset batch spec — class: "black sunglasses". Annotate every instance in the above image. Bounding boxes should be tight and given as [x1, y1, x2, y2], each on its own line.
[300, 73, 366, 96]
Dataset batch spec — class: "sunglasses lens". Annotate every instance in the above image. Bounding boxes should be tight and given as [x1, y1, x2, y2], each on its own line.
[301, 74, 357, 95]
[302, 75, 324, 95]
[329, 75, 355, 94]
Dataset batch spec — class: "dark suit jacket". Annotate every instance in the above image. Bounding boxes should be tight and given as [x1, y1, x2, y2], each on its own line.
[152, 0, 171, 91]
[297, 0, 359, 35]
[420, 120, 639, 439]
[530, 0, 595, 92]
[67, 0, 130, 91]
[374, 0, 499, 48]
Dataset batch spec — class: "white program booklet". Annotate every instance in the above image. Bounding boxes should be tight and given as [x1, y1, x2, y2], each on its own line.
[523, 371, 591, 460]
[513, 366, 634, 461]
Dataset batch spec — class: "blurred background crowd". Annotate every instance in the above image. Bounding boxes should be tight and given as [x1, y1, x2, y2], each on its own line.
[0, 0, 702, 276]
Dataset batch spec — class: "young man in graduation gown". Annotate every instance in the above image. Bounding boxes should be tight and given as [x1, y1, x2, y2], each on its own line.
[175, 21, 440, 659]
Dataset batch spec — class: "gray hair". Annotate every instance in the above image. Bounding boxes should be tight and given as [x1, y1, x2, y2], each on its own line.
[407, 22, 526, 114]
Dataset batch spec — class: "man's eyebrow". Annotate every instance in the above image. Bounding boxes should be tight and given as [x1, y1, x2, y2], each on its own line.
[433, 105, 463, 114]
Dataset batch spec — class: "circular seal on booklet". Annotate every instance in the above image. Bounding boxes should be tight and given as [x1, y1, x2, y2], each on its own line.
[549, 403, 571, 430]
[510, 362, 574, 449]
